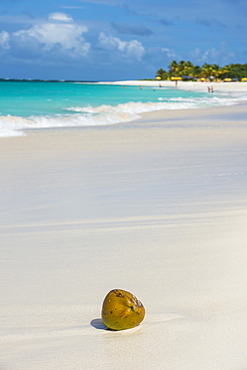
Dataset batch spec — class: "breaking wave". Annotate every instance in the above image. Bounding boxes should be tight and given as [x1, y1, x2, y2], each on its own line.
[1, 93, 246, 137]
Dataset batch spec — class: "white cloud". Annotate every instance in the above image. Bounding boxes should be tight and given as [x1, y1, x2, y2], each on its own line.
[161, 47, 178, 59]
[12, 13, 90, 58]
[0, 31, 10, 50]
[98, 32, 145, 60]
[190, 47, 201, 59]
[125, 40, 145, 60]
[48, 12, 73, 22]
[99, 32, 126, 51]
[201, 48, 219, 61]
[190, 45, 235, 65]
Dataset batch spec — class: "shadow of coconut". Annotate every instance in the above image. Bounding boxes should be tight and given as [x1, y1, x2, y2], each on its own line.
[90, 318, 109, 330]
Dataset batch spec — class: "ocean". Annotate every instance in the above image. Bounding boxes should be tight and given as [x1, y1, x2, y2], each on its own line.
[0, 80, 245, 137]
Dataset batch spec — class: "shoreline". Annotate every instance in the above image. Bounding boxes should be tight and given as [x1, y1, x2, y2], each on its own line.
[1, 101, 247, 141]
[1, 102, 247, 141]
[1, 79, 247, 138]
[136, 100, 247, 124]
[96, 79, 247, 94]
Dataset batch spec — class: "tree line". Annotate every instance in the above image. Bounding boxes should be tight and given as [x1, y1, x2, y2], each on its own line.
[156, 61, 247, 81]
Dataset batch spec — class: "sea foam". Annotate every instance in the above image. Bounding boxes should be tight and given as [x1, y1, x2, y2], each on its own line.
[0, 93, 246, 137]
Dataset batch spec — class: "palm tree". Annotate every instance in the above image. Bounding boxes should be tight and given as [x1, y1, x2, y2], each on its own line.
[169, 60, 179, 75]
[156, 61, 247, 81]
[182, 61, 195, 77]
[192, 65, 201, 79]
[156, 68, 167, 80]
[210, 64, 220, 81]
[200, 63, 213, 80]
[218, 66, 229, 80]
[157, 68, 166, 75]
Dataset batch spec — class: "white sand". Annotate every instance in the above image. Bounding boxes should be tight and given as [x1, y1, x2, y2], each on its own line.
[98, 79, 247, 94]
[1, 87, 247, 369]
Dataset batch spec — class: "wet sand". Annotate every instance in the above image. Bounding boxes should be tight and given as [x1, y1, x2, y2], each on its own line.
[0, 102, 247, 369]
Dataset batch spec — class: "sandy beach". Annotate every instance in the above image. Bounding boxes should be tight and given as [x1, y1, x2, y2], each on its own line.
[1, 82, 247, 369]
[98, 79, 247, 94]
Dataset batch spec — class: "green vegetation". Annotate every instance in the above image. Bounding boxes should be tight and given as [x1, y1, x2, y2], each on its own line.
[156, 61, 247, 81]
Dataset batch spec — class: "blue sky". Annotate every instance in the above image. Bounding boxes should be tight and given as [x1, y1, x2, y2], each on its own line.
[0, 0, 246, 80]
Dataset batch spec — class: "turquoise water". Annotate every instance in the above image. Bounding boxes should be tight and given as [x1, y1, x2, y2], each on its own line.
[0, 80, 244, 137]
[0, 81, 207, 116]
